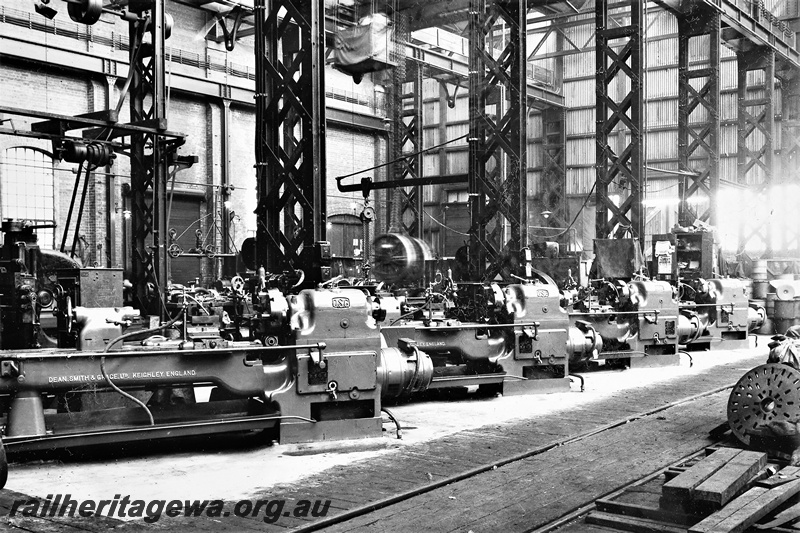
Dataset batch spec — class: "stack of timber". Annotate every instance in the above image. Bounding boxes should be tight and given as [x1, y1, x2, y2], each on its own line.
[585, 446, 800, 533]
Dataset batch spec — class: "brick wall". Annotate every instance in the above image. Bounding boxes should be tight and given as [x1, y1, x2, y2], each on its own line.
[0, 3, 392, 279]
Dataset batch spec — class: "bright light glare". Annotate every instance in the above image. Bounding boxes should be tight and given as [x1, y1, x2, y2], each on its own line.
[716, 183, 800, 255]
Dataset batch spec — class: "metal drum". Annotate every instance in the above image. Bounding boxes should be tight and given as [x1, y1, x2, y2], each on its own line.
[794, 297, 800, 328]
[766, 293, 777, 318]
[752, 260, 768, 280]
[774, 299, 797, 334]
[752, 280, 770, 299]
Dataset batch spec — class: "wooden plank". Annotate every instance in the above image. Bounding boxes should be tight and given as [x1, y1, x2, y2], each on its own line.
[595, 497, 698, 526]
[757, 467, 800, 489]
[586, 510, 688, 533]
[694, 450, 767, 507]
[662, 448, 742, 501]
[755, 502, 800, 529]
[690, 479, 800, 533]
[665, 467, 690, 481]
[688, 487, 769, 533]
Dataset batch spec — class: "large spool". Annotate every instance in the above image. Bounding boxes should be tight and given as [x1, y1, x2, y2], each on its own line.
[372, 233, 433, 285]
[728, 363, 800, 445]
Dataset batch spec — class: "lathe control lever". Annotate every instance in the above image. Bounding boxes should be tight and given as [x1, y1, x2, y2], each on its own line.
[523, 322, 540, 341]
[309, 342, 327, 369]
[0, 361, 18, 378]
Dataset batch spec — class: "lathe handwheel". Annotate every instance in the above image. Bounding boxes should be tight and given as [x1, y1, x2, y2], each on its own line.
[728, 363, 800, 445]
[230, 275, 245, 293]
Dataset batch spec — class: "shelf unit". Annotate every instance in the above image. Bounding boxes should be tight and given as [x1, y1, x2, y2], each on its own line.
[651, 231, 714, 280]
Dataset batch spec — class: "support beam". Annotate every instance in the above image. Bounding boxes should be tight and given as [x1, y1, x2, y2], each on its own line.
[677, 9, 720, 227]
[254, 0, 327, 274]
[537, 107, 568, 232]
[468, 0, 527, 281]
[780, 68, 800, 255]
[129, 0, 172, 318]
[737, 48, 775, 257]
[595, 0, 645, 245]
[396, 62, 425, 240]
[387, 13, 410, 233]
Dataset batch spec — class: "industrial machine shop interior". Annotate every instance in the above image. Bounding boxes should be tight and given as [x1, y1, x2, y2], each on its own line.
[2, 0, 800, 531]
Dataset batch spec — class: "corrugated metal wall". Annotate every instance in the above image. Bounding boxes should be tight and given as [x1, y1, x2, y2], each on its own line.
[410, 4, 790, 251]
[551, 5, 786, 239]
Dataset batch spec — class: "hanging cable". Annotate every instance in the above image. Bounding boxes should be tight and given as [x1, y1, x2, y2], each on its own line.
[100, 309, 186, 426]
[529, 181, 597, 240]
[424, 210, 470, 236]
[335, 133, 469, 181]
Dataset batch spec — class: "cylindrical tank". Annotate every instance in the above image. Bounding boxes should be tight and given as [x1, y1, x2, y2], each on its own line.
[752, 280, 770, 299]
[774, 299, 797, 334]
[766, 293, 778, 318]
[752, 260, 768, 280]
[372, 233, 433, 284]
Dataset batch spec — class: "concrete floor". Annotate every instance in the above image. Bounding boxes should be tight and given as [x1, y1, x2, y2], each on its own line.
[4, 338, 768, 515]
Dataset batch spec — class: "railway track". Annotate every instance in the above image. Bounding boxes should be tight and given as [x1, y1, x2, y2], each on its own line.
[294, 385, 738, 533]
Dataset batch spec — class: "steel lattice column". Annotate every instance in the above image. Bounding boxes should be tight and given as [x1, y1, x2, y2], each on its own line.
[780, 68, 800, 254]
[254, 0, 326, 273]
[387, 12, 410, 234]
[129, 0, 170, 317]
[397, 62, 424, 239]
[595, 0, 644, 245]
[539, 107, 567, 231]
[677, 11, 720, 227]
[468, 0, 527, 281]
[737, 48, 775, 256]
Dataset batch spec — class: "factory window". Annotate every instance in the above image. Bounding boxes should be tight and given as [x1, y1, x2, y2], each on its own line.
[446, 189, 469, 203]
[1, 147, 55, 247]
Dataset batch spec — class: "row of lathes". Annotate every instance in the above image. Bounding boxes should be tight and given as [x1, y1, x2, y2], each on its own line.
[0, 224, 763, 488]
